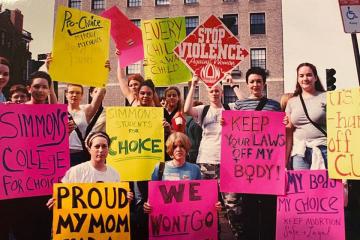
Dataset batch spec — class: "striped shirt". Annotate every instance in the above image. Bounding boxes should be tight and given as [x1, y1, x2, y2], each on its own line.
[234, 98, 281, 111]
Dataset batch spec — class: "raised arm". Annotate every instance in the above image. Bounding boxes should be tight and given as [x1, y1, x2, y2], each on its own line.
[116, 52, 135, 103]
[84, 87, 106, 123]
[184, 75, 199, 118]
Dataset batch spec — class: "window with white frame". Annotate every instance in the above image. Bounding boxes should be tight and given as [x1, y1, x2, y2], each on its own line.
[128, 0, 142, 7]
[185, 16, 199, 35]
[223, 14, 238, 36]
[126, 61, 142, 75]
[156, 0, 170, 6]
[250, 13, 265, 34]
[68, 0, 81, 9]
[92, 0, 105, 10]
[250, 48, 266, 69]
[184, 0, 198, 4]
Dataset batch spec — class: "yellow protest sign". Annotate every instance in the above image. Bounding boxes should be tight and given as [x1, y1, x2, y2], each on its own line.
[141, 17, 192, 86]
[53, 183, 130, 240]
[50, 6, 110, 87]
[106, 107, 164, 181]
[327, 88, 360, 179]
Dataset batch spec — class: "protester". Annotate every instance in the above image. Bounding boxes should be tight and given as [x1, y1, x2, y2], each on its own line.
[8, 84, 29, 103]
[0, 57, 10, 102]
[285, 62, 327, 170]
[185, 100, 203, 163]
[226, 67, 281, 240]
[116, 50, 160, 107]
[164, 86, 186, 133]
[127, 79, 171, 240]
[25, 71, 57, 104]
[67, 84, 106, 166]
[143, 132, 221, 213]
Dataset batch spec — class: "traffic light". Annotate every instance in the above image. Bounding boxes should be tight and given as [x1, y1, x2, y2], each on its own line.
[326, 68, 336, 91]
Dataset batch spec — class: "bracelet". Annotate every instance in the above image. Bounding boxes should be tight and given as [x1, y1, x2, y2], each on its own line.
[231, 85, 239, 90]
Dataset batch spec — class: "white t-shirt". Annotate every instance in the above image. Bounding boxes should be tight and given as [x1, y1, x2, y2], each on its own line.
[62, 161, 120, 183]
[194, 104, 233, 164]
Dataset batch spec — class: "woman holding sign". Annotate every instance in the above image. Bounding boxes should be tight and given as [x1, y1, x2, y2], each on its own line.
[285, 62, 327, 170]
[164, 86, 186, 133]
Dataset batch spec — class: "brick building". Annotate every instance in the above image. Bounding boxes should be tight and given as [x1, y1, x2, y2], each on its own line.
[0, 7, 33, 96]
[54, 0, 284, 105]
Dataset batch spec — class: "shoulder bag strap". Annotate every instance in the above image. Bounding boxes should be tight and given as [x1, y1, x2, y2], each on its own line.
[158, 162, 166, 180]
[85, 105, 104, 137]
[255, 97, 268, 111]
[299, 94, 327, 137]
[200, 105, 210, 126]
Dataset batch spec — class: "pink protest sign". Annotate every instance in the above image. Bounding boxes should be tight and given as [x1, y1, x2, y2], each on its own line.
[0, 104, 70, 200]
[220, 110, 286, 195]
[148, 180, 217, 240]
[102, 6, 144, 67]
[276, 170, 345, 240]
[173, 15, 249, 88]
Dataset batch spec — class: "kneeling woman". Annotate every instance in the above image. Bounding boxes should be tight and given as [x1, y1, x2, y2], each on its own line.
[48, 131, 133, 206]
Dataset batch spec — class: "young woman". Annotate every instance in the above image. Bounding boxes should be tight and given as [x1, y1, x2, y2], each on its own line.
[164, 86, 186, 133]
[0, 57, 10, 102]
[286, 62, 327, 170]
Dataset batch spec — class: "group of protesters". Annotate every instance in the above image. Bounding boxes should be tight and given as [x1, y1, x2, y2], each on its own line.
[0, 50, 359, 240]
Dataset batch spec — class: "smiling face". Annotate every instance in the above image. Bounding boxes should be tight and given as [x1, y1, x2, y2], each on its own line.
[28, 78, 50, 103]
[139, 85, 154, 106]
[11, 91, 28, 104]
[0, 63, 10, 90]
[66, 85, 83, 105]
[297, 66, 317, 93]
[247, 73, 265, 99]
[89, 136, 109, 164]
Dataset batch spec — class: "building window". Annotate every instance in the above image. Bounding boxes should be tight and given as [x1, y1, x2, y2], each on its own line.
[126, 61, 142, 75]
[250, 48, 266, 69]
[185, 16, 199, 35]
[68, 0, 81, 9]
[223, 85, 237, 105]
[155, 87, 167, 98]
[223, 14, 238, 36]
[184, 0, 198, 4]
[131, 19, 141, 28]
[156, 0, 170, 6]
[184, 86, 200, 102]
[128, 0, 141, 7]
[250, 13, 265, 34]
[92, 0, 105, 10]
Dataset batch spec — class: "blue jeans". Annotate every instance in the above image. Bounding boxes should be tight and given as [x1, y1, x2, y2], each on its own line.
[292, 145, 327, 170]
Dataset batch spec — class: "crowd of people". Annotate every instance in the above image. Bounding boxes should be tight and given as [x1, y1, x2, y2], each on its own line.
[0, 52, 359, 240]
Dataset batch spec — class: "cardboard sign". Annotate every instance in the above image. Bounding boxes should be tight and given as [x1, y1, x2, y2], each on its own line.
[276, 170, 345, 240]
[53, 183, 130, 240]
[0, 104, 69, 200]
[327, 88, 360, 179]
[141, 17, 192, 86]
[220, 110, 286, 195]
[106, 107, 164, 181]
[148, 180, 217, 240]
[174, 15, 249, 87]
[101, 6, 144, 67]
[50, 6, 110, 87]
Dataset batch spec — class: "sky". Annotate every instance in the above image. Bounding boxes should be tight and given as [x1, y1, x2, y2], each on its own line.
[283, 0, 359, 91]
[1, 0, 360, 91]
[1, 0, 55, 58]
